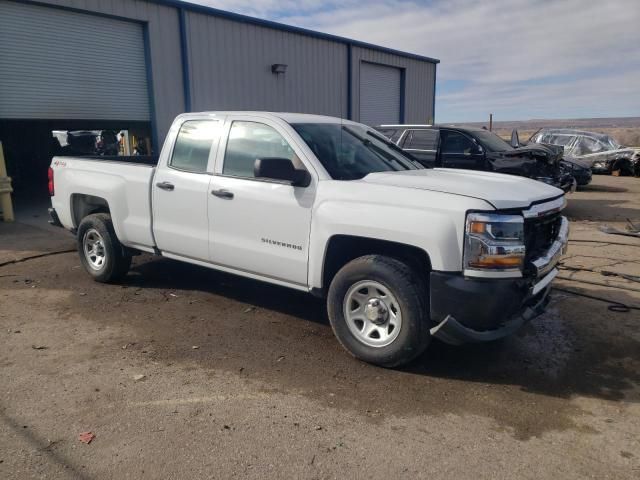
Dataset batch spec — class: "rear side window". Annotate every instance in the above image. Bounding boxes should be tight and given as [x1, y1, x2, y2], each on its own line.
[170, 120, 219, 173]
[223, 121, 298, 179]
[404, 130, 438, 150]
[376, 128, 402, 142]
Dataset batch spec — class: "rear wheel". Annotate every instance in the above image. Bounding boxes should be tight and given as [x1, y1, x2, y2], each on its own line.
[327, 255, 430, 367]
[77, 213, 131, 283]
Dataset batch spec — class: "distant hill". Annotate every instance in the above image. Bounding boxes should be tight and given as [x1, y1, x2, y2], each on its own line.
[457, 117, 640, 146]
[462, 117, 640, 130]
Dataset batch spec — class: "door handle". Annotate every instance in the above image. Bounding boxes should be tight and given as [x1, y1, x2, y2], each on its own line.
[156, 181, 175, 191]
[211, 189, 234, 199]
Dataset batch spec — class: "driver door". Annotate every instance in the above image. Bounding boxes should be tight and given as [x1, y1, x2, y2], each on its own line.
[207, 116, 315, 287]
[439, 129, 485, 170]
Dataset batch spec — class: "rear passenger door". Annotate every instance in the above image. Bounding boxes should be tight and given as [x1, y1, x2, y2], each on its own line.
[152, 118, 222, 260]
[400, 129, 439, 167]
[438, 129, 485, 170]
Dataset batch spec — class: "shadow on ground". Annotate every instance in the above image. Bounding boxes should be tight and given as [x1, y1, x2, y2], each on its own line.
[565, 198, 640, 222]
[98, 257, 640, 436]
[580, 182, 628, 194]
[2, 252, 639, 440]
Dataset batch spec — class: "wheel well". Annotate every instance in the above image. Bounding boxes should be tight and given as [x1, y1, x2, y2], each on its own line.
[322, 235, 431, 290]
[71, 194, 110, 227]
[611, 158, 633, 175]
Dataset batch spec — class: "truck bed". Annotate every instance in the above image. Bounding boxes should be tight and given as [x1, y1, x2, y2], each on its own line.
[50, 155, 158, 252]
[61, 155, 159, 166]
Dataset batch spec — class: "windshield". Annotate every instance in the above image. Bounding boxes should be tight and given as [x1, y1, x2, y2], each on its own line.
[292, 123, 421, 180]
[473, 130, 514, 152]
[605, 136, 621, 150]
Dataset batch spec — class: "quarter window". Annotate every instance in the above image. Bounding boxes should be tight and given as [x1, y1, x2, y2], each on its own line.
[404, 130, 438, 150]
[170, 120, 219, 173]
[223, 121, 298, 179]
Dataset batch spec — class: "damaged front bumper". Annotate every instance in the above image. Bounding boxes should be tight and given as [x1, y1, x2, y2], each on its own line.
[429, 269, 556, 345]
[429, 216, 568, 345]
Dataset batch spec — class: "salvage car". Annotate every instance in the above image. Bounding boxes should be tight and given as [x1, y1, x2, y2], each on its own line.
[559, 159, 592, 187]
[529, 128, 640, 176]
[49, 112, 568, 367]
[377, 125, 576, 192]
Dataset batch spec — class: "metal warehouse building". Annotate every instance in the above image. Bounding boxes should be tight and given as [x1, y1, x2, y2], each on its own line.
[0, 0, 438, 198]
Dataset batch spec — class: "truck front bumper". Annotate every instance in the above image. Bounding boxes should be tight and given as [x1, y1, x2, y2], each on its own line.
[428, 268, 557, 345]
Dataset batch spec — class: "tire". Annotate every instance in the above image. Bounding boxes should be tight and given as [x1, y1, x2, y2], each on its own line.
[77, 213, 131, 283]
[327, 255, 430, 367]
[611, 159, 632, 176]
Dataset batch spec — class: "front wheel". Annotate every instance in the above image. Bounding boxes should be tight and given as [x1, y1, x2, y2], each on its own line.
[327, 255, 430, 367]
[77, 213, 131, 283]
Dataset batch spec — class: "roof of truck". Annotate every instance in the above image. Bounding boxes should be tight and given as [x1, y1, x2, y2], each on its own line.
[178, 111, 361, 125]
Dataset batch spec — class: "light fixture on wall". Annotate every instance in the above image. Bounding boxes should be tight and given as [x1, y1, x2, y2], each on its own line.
[271, 63, 288, 74]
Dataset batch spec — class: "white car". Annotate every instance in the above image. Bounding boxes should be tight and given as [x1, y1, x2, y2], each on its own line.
[49, 112, 568, 367]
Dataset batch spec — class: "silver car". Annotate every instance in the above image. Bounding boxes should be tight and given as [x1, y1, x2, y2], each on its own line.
[529, 128, 639, 176]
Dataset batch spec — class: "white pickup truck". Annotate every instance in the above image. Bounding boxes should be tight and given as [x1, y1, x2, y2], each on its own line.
[49, 112, 568, 367]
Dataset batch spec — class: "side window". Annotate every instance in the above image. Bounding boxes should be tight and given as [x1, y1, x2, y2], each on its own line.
[223, 121, 298, 179]
[376, 128, 401, 143]
[575, 137, 603, 156]
[170, 120, 219, 173]
[404, 130, 438, 150]
[440, 131, 475, 155]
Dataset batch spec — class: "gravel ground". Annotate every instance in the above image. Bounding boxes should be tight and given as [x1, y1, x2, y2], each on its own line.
[1, 175, 639, 479]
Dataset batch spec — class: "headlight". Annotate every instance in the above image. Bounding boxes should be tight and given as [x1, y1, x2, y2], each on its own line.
[464, 213, 525, 277]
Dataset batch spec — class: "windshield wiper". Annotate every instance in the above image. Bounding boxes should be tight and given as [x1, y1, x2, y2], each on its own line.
[341, 126, 400, 170]
[365, 130, 426, 169]
[341, 126, 419, 170]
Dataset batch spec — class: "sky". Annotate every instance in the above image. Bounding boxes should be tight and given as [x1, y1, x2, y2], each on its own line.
[187, 0, 640, 123]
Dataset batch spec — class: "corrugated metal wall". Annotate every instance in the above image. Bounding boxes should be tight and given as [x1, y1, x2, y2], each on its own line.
[0, 1, 149, 120]
[351, 46, 436, 125]
[184, 11, 348, 117]
[4, 0, 436, 143]
[26, 0, 186, 143]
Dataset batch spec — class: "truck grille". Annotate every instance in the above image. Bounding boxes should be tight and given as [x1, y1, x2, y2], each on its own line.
[524, 212, 562, 266]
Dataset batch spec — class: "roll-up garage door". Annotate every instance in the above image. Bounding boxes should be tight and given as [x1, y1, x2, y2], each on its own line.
[0, 0, 150, 121]
[359, 62, 402, 126]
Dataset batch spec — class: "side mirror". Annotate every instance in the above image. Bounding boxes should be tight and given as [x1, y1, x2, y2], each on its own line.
[472, 143, 484, 155]
[511, 129, 520, 148]
[254, 157, 311, 187]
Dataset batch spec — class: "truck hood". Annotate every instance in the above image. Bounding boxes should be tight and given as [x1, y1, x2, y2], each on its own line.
[362, 168, 563, 210]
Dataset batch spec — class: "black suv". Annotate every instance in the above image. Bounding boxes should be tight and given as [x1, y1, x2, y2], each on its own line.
[376, 125, 576, 192]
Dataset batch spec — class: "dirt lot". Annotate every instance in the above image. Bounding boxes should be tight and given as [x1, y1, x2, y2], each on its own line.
[1, 175, 639, 479]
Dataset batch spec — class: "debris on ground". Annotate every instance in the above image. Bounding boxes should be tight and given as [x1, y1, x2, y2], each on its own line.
[191, 345, 200, 350]
[78, 432, 95, 444]
[31, 345, 48, 350]
[243, 306, 256, 313]
[133, 374, 146, 381]
[599, 225, 640, 238]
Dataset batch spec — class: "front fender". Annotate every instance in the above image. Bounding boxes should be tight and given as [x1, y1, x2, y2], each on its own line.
[308, 182, 494, 289]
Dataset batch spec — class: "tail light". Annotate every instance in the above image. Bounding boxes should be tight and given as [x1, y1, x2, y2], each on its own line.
[48, 167, 54, 196]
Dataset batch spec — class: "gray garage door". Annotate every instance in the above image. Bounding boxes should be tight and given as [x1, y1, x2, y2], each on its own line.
[0, 1, 150, 121]
[359, 62, 402, 126]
